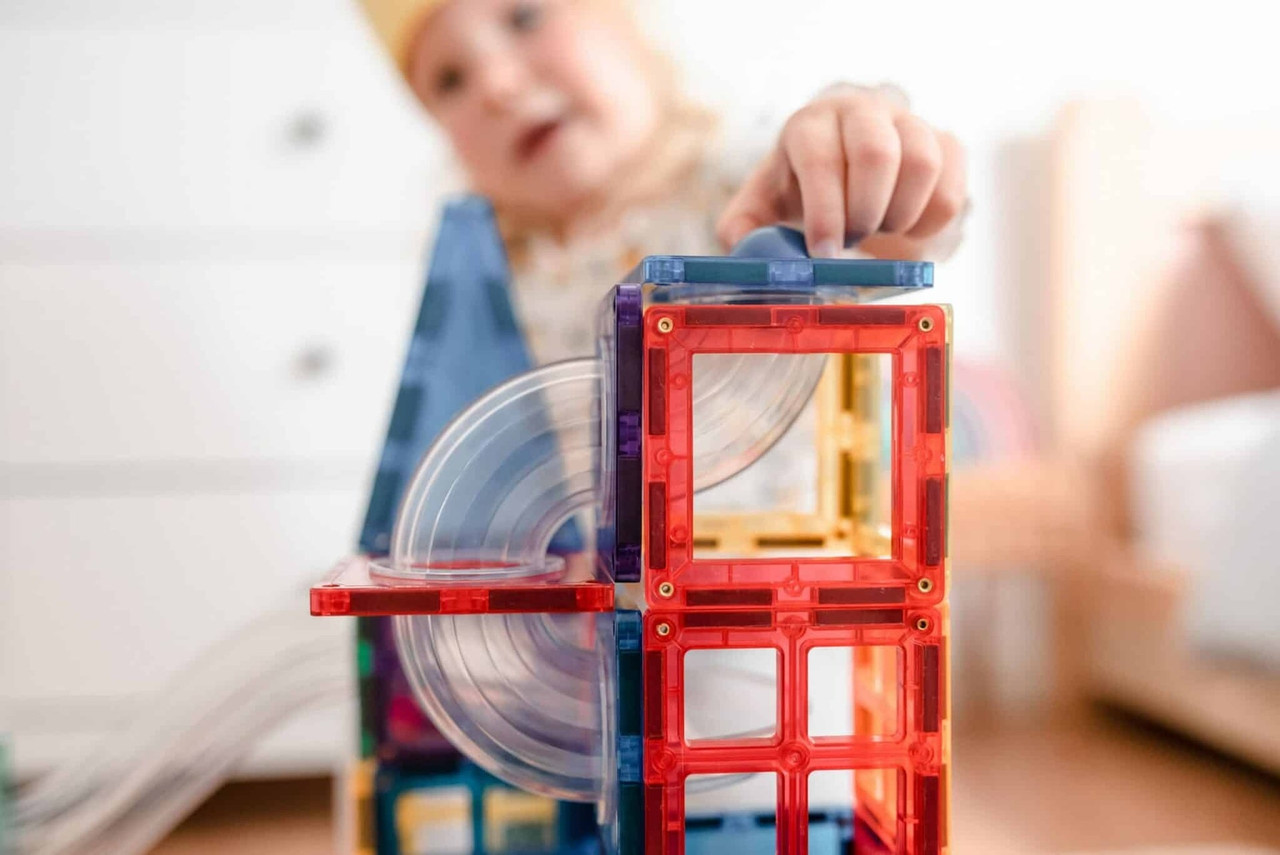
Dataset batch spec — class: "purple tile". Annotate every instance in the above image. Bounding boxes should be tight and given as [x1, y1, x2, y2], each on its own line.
[614, 285, 643, 583]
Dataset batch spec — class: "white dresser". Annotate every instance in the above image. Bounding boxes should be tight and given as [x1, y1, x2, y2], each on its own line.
[0, 0, 446, 777]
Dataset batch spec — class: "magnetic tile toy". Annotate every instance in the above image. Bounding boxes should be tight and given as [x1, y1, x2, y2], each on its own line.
[315, 217, 950, 854]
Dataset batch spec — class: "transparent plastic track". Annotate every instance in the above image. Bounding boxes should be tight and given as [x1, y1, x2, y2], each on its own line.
[383, 354, 822, 580]
[14, 607, 350, 855]
[386, 353, 822, 804]
[689, 352, 825, 491]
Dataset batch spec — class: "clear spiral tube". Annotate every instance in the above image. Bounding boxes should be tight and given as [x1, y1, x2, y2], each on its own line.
[384, 349, 824, 804]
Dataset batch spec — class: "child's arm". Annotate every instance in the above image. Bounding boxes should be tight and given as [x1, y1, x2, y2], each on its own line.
[716, 83, 967, 260]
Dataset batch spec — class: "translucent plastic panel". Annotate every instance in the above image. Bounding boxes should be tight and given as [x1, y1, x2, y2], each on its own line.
[684, 774, 779, 835]
[808, 769, 855, 814]
[689, 352, 826, 493]
[483, 788, 559, 852]
[395, 611, 613, 802]
[683, 648, 778, 742]
[693, 354, 822, 514]
[388, 359, 603, 582]
[808, 646, 899, 739]
[395, 786, 471, 854]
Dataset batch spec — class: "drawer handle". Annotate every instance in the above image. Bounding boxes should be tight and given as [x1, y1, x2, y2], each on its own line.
[293, 343, 337, 381]
[286, 111, 327, 150]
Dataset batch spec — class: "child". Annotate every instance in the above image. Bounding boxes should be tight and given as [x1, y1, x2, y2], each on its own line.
[359, 0, 967, 365]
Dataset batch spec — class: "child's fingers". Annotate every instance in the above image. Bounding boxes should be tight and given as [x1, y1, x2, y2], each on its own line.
[880, 114, 944, 234]
[721, 91, 966, 255]
[780, 106, 847, 256]
[716, 151, 784, 249]
[837, 104, 901, 244]
[906, 131, 967, 240]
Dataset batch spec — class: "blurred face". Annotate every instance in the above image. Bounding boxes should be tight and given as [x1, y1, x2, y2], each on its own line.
[408, 0, 662, 222]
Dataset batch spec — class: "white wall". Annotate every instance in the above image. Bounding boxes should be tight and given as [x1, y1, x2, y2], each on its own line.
[5, 0, 1275, 359]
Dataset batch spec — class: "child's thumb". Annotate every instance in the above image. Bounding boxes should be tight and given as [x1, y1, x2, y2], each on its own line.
[717, 154, 782, 250]
[715, 210, 767, 251]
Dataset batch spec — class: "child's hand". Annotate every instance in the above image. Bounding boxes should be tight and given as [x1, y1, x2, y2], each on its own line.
[717, 84, 966, 258]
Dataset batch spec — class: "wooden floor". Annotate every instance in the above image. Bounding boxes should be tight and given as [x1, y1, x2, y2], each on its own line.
[950, 710, 1280, 854]
[153, 710, 1280, 854]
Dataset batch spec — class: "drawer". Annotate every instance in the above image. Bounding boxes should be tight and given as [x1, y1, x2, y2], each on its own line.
[0, 487, 364, 702]
[0, 28, 444, 237]
[10, 703, 351, 780]
[1, 258, 420, 465]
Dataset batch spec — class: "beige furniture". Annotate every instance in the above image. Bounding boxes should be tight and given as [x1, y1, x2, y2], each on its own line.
[947, 97, 1280, 768]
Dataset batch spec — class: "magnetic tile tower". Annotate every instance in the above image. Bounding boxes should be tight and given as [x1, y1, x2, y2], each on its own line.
[314, 253, 951, 855]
